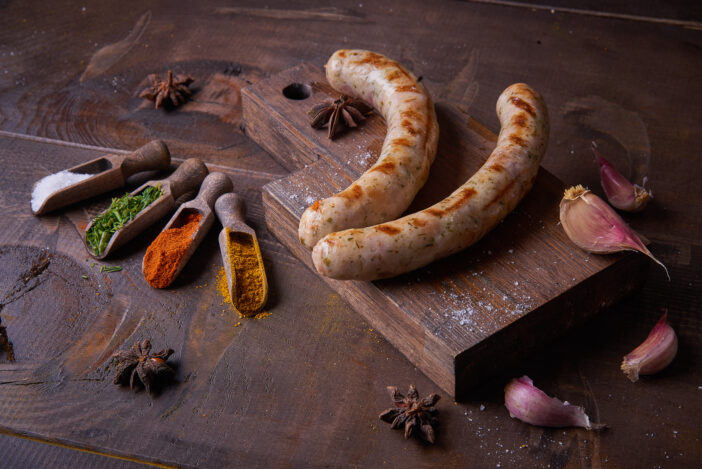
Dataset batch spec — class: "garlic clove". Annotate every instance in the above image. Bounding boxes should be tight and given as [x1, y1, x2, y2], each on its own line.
[593, 142, 652, 212]
[621, 312, 678, 382]
[504, 376, 606, 430]
[559, 185, 669, 279]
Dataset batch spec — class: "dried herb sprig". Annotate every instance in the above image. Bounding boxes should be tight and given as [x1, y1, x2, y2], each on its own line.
[86, 185, 162, 255]
[379, 385, 440, 443]
[111, 339, 174, 394]
[100, 265, 122, 273]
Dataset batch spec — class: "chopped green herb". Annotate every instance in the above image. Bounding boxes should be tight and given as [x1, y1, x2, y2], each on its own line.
[81, 274, 89, 279]
[100, 265, 122, 273]
[86, 185, 162, 255]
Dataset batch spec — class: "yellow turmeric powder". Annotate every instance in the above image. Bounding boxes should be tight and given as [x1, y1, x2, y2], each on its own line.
[217, 228, 266, 317]
[216, 268, 232, 305]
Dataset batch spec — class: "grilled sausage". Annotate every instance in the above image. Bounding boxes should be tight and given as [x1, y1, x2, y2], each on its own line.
[298, 49, 439, 249]
[311, 83, 549, 280]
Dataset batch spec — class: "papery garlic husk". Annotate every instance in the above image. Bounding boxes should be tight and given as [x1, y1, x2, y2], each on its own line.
[621, 312, 678, 382]
[592, 142, 652, 212]
[504, 376, 606, 430]
[559, 185, 669, 279]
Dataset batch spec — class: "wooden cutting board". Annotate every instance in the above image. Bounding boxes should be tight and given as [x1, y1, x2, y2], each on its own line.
[242, 63, 648, 399]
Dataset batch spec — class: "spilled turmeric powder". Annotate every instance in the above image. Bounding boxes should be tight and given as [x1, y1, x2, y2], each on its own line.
[216, 228, 267, 317]
[216, 267, 232, 304]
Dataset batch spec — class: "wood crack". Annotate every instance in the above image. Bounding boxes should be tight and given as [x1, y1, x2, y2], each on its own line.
[465, 0, 702, 29]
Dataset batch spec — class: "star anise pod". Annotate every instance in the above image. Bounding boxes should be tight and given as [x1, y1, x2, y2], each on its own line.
[309, 95, 373, 139]
[379, 385, 440, 443]
[111, 339, 174, 394]
[139, 70, 194, 109]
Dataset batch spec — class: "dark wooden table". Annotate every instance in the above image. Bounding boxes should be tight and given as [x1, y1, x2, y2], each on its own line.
[1, 1, 700, 467]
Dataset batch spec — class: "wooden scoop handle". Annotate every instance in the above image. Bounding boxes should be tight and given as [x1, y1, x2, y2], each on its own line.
[215, 192, 246, 228]
[166, 158, 209, 199]
[196, 172, 233, 209]
[121, 140, 171, 178]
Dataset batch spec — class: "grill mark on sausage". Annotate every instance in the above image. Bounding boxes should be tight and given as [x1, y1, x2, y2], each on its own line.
[485, 178, 518, 209]
[385, 69, 413, 82]
[401, 109, 422, 121]
[444, 187, 477, 212]
[339, 184, 363, 200]
[386, 70, 402, 81]
[376, 224, 401, 235]
[395, 85, 421, 93]
[392, 137, 413, 147]
[425, 207, 446, 217]
[512, 113, 527, 128]
[510, 135, 528, 147]
[353, 52, 389, 67]
[489, 163, 505, 173]
[402, 119, 418, 136]
[310, 200, 321, 212]
[508, 97, 536, 117]
[370, 160, 396, 174]
[410, 217, 427, 227]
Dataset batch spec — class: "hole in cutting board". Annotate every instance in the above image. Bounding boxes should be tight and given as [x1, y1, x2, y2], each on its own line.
[282, 83, 311, 100]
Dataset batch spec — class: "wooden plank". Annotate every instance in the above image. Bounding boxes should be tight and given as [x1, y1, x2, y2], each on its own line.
[0, 431, 158, 469]
[248, 63, 649, 398]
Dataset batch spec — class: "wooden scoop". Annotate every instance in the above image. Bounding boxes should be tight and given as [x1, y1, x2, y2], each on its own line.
[215, 193, 268, 316]
[32, 140, 171, 216]
[142, 172, 233, 288]
[85, 158, 208, 259]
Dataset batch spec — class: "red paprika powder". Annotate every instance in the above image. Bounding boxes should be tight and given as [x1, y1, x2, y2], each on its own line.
[143, 211, 202, 288]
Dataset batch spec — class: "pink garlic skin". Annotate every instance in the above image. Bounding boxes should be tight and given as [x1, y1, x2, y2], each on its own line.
[593, 143, 652, 212]
[504, 376, 605, 430]
[559, 185, 670, 280]
[621, 313, 678, 382]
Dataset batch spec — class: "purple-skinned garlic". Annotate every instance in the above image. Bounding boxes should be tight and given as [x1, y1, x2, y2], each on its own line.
[621, 312, 678, 382]
[592, 142, 652, 212]
[504, 376, 606, 430]
[559, 185, 669, 279]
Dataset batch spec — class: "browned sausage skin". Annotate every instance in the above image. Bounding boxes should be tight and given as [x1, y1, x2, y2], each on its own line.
[298, 50, 439, 249]
[312, 83, 549, 281]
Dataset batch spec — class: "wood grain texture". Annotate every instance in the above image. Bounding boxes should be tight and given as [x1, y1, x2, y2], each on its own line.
[0, 432, 157, 469]
[0, 0, 700, 467]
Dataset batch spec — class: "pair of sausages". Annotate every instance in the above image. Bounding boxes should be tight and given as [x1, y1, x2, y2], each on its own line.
[299, 50, 549, 281]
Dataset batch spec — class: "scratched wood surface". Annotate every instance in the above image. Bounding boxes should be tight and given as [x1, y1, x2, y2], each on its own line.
[0, 1, 700, 468]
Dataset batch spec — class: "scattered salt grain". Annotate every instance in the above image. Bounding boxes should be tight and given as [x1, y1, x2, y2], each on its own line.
[31, 170, 93, 212]
[480, 404, 486, 411]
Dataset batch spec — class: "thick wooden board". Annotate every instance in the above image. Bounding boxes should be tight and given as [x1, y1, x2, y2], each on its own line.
[247, 64, 649, 398]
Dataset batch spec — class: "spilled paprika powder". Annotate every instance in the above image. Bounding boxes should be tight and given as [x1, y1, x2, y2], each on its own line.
[143, 211, 202, 288]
